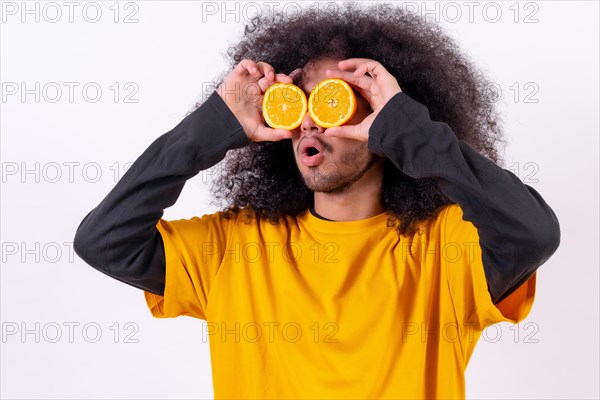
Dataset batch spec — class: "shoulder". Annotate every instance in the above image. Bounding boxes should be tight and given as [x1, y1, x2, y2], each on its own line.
[412, 203, 462, 231]
[440, 203, 467, 222]
[159, 207, 258, 234]
[214, 206, 256, 222]
[214, 206, 292, 229]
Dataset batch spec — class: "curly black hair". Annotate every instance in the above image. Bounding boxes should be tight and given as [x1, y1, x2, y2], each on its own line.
[195, 2, 506, 236]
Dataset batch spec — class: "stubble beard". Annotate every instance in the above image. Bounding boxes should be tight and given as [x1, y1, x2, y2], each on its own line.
[300, 144, 378, 193]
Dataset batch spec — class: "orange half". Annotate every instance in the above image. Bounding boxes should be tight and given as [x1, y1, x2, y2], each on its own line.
[308, 78, 357, 128]
[262, 83, 307, 130]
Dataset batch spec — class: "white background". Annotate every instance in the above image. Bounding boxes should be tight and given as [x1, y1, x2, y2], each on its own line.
[1, 1, 598, 399]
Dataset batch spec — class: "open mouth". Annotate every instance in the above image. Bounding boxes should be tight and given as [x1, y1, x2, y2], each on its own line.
[306, 147, 320, 156]
[299, 137, 325, 167]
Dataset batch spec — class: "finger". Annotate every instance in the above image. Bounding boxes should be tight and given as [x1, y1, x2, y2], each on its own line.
[251, 124, 293, 142]
[236, 59, 260, 77]
[288, 68, 303, 82]
[337, 58, 375, 71]
[338, 58, 388, 79]
[324, 69, 373, 91]
[256, 61, 276, 81]
[323, 124, 366, 142]
[257, 73, 294, 93]
[355, 62, 385, 79]
[274, 73, 293, 84]
[257, 76, 271, 93]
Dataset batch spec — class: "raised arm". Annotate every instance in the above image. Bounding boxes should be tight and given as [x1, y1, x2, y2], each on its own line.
[73, 91, 250, 295]
[368, 91, 560, 303]
[73, 60, 295, 296]
[324, 58, 561, 304]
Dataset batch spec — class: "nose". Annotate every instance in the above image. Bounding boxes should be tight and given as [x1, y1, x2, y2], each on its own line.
[300, 110, 325, 135]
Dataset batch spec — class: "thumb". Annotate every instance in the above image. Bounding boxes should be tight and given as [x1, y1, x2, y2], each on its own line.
[323, 124, 365, 141]
[251, 124, 293, 142]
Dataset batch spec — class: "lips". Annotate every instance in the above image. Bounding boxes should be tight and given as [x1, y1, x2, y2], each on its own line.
[299, 136, 325, 167]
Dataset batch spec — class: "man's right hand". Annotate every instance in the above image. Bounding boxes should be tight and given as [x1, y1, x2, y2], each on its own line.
[217, 59, 295, 142]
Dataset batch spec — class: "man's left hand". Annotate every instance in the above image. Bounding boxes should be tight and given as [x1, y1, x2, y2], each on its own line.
[323, 58, 402, 141]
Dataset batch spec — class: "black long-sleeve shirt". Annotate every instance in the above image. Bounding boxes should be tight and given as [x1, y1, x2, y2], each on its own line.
[73, 90, 560, 304]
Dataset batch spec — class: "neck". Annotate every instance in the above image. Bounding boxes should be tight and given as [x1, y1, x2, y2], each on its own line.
[313, 161, 385, 222]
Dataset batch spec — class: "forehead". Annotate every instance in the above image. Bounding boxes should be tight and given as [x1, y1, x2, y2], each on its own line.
[298, 58, 342, 93]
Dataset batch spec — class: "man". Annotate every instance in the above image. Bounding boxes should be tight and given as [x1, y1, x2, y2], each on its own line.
[74, 3, 560, 398]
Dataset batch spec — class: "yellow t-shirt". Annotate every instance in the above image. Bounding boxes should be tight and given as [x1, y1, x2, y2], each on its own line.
[144, 203, 536, 399]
